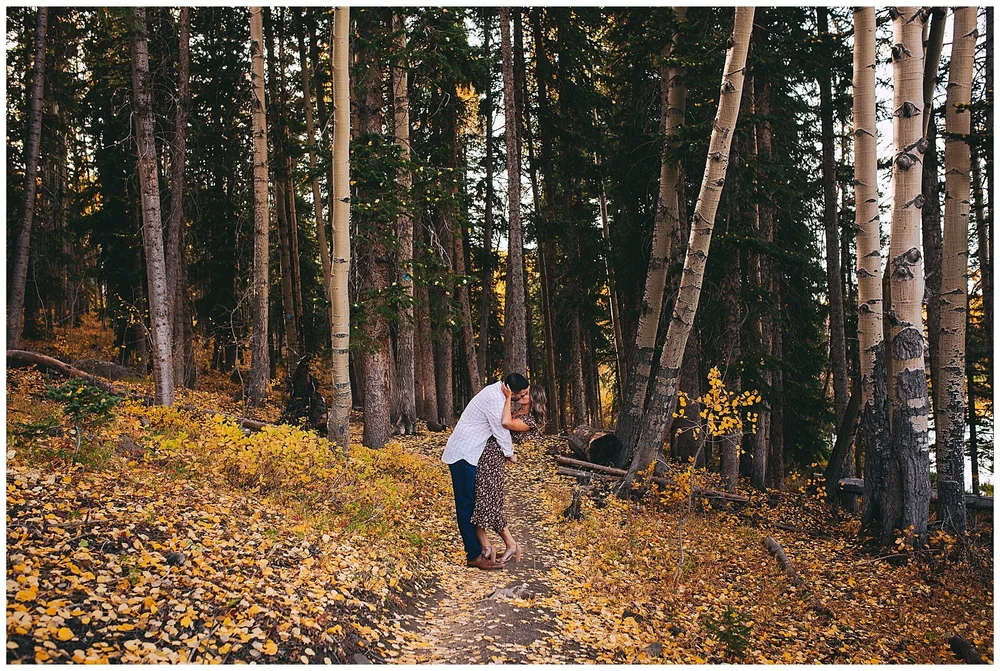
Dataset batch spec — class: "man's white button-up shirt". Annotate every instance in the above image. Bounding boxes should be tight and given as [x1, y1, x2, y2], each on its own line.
[441, 381, 514, 467]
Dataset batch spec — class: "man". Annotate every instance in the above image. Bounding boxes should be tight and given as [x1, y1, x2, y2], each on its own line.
[442, 373, 529, 570]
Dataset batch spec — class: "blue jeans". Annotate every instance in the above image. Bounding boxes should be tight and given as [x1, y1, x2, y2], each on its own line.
[449, 460, 481, 562]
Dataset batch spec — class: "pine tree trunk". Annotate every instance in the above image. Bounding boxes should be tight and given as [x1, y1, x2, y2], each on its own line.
[971, 145, 992, 390]
[500, 8, 527, 375]
[721, 260, 743, 494]
[415, 279, 438, 423]
[391, 10, 417, 434]
[935, 6, 976, 534]
[817, 8, 849, 430]
[355, 8, 391, 449]
[328, 6, 352, 448]
[853, 7, 892, 536]
[249, 7, 271, 406]
[570, 309, 587, 426]
[130, 7, 174, 406]
[299, 18, 332, 312]
[614, 7, 687, 467]
[275, 179, 301, 365]
[479, 10, 495, 382]
[921, 7, 946, 412]
[621, 7, 755, 495]
[8, 7, 48, 350]
[750, 71, 774, 491]
[530, 11, 560, 430]
[885, 6, 932, 548]
[434, 334, 455, 426]
[168, 7, 193, 389]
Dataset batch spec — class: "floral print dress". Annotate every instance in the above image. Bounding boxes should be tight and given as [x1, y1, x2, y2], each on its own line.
[470, 413, 539, 535]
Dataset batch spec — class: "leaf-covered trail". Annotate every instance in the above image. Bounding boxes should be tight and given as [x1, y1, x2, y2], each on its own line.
[384, 433, 597, 663]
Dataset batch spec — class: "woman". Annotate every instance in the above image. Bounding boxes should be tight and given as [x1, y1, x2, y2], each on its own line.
[470, 383, 546, 563]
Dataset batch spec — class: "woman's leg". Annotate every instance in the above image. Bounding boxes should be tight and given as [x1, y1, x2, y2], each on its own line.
[499, 527, 520, 562]
[476, 526, 494, 561]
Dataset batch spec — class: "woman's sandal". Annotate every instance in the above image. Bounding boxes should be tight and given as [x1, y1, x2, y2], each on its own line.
[500, 542, 520, 563]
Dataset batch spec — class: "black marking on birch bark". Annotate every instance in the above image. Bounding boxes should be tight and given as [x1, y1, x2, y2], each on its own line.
[713, 178, 725, 187]
[854, 127, 875, 138]
[885, 308, 902, 327]
[859, 304, 873, 314]
[904, 193, 925, 209]
[894, 101, 920, 119]
[887, 8, 901, 20]
[891, 326, 924, 361]
[710, 151, 724, 162]
[891, 247, 921, 280]
[895, 152, 919, 170]
[857, 267, 876, 278]
[890, 43, 911, 61]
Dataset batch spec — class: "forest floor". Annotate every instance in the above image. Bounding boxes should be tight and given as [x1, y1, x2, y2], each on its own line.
[5, 321, 996, 664]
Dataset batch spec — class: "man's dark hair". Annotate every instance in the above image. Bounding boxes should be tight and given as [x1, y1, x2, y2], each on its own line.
[503, 373, 529, 392]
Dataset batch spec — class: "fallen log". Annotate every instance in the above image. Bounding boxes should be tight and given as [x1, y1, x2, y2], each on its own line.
[763, 536, 803, 586]
[9, 349, 277, 433]
[948, 635, 986, 664]
[555, 462, 749, 503]
[567, 424, 622, 466]
[8, 349, 118, 394]
[837, 478, 993, 510]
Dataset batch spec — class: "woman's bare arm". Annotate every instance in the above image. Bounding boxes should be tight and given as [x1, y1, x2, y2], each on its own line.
[501, 385, 532, 432]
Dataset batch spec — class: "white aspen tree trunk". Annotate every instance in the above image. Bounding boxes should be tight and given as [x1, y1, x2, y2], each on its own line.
[936, 6, 976, 534]
[620, 7, 755, 495]
[328, 6, 352, 449]
[886, 6, 932, 547]
[614, 6, 687, 466]
[249, 7, 271, 406]
[500, 7, 527, 374]
[8, 7, 48, 349]
[853, 7, 892, 537]
[392, 10, 418, 434]
[130, 7, 174, 406]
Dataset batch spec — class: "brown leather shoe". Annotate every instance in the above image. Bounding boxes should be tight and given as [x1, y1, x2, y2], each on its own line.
[467, 556, 503, 570]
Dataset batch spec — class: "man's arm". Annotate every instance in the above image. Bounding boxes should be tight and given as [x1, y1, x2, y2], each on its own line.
[486, 392, 515, 458]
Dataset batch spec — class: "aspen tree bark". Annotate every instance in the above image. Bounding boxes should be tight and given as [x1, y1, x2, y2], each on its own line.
[817, 7, 849, 429]
[8, 7, 48, 350]
[391, 10, 417, 434]
[614, 7, 687, 467]
[621, 7, 755, 494]
[885, 6, 932, 547]
[935, 6, 976, 534]
[328, 6, 351, 448]
[500, 7, 527, 374]
[130, 7, 174, 406]
[248, 7, 271, 406]
[853, 7, 892, 536]
[168, 8, 194, 388]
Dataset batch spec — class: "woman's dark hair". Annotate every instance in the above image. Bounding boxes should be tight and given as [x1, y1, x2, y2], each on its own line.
[503, 373, 529, 392]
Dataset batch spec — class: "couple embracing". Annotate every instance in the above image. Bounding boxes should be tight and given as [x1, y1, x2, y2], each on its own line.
[441, 374, 547, 570]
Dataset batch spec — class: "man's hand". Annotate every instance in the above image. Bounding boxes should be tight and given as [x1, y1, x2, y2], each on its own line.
[506, 454, 517, 464]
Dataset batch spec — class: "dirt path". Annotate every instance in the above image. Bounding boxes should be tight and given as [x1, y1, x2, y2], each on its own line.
[383, 435, 596, 664]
